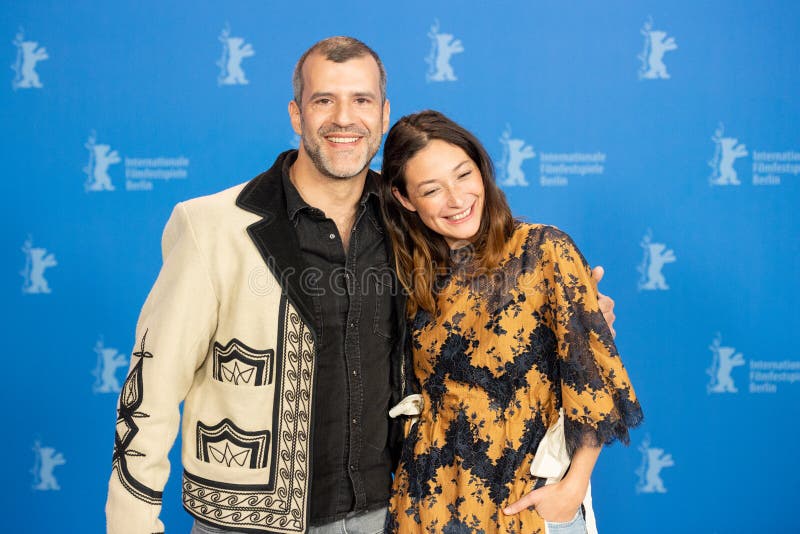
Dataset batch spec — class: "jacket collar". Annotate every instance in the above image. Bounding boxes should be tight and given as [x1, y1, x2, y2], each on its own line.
[236, 150, 294, 219]
[236, 150, 319, 335]
[238, 150, 412, 402]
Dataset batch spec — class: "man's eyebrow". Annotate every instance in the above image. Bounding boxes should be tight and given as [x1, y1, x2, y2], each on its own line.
[307, 90, 378, 101]
[308, 91, 334, 101]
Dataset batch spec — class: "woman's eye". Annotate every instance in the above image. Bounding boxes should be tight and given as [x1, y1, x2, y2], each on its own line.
[457, 171, 471, 180]
[422, 189, 438, 197]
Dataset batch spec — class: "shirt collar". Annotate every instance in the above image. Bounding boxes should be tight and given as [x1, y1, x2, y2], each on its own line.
[282, 149, 381, 222]
[281, 151, 314, 222]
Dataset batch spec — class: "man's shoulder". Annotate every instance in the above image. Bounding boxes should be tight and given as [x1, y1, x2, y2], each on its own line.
[175, 180, 261, 237]
[181, 151, 290, 216]
[182, 181, 249, 211]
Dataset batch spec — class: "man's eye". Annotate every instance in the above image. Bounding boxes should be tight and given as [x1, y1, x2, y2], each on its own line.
[355, 98, 370, 104]
[316, 98, 332, 105]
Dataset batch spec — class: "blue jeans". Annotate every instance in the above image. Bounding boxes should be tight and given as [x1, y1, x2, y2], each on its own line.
[191, 507, 387, 534]
[544, 506, 587, 534]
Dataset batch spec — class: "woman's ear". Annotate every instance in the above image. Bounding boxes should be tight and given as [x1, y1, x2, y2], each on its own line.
[392, 187, 417, 212]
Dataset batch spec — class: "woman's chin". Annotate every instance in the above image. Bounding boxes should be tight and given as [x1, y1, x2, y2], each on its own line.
[442, 228, 481, 249]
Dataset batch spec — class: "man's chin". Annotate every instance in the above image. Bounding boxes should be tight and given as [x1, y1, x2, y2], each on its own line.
[318, 158, 373, 180]
[303, 141, 378, 180]
[324, 168, 368, 180]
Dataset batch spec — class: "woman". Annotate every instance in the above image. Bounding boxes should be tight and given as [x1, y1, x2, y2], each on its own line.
[380, 110, 643, 533]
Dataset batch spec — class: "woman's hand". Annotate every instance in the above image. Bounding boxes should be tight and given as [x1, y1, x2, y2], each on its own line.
[502, 477, 585, 521]
[504, 444, 600, 520]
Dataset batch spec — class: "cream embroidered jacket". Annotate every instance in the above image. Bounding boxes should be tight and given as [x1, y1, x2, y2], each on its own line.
[106, 152, 408, 534]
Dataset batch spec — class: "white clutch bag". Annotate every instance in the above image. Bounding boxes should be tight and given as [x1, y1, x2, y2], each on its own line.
[531, 408, 598, 534]
[389, 393, 424, 424]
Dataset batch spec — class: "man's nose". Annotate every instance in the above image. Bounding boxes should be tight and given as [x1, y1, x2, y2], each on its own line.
[332, 101, 355, 127]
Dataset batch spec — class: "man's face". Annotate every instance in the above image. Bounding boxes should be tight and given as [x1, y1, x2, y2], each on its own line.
[289, 53, 390, 179]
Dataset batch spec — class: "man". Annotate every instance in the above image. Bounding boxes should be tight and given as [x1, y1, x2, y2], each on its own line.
[106, 37, 616, 534]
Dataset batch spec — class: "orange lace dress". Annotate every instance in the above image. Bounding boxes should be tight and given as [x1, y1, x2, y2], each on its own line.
[386, 224, 643, 533]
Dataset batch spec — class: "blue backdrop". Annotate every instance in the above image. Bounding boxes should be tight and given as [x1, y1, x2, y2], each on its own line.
[3, 1, 799, 532]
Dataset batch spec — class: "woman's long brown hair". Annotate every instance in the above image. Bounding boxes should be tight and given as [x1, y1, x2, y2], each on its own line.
[380, 110, 515, 316]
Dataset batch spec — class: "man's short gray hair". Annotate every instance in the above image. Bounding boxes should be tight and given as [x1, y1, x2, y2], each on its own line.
[292, 36, 387, 105]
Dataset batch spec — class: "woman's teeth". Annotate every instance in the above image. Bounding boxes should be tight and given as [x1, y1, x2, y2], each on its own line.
[448, 206, 472, 221]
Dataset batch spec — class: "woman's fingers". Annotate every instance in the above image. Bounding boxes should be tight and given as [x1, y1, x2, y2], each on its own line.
[503, 487, 541, 516]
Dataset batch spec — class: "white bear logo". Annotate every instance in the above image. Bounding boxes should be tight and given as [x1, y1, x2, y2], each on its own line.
[83, 132, 121, 192]
[638, 17, 677, 80]
[217, 25, 255, 86]
[92, 338, 129, 394]
[707, 333, 746, 394]
[709, 123, 748, 186]
[498, 125, 536, 186]
[426, 20, 464, 82]
[637, 230, 676, 291]
[21, 237, 57, 294]
[635, 436, 674, 494]
[32, 441, 66, 491]
[12, 29, 48, 90]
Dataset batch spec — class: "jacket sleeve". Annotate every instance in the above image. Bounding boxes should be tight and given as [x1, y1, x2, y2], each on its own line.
[106, 203, 219, 534]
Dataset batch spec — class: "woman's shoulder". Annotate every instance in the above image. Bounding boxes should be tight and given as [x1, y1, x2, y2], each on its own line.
[509, 221, 574, 252]
[507, 221, 588, 269]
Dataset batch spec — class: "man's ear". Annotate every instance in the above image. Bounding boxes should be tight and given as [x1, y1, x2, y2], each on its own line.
[288, 100, 302, 135]
[382, 98, 391, 134]
[392, 186, 417, 212]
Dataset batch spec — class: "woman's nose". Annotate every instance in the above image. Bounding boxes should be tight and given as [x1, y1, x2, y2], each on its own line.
[446, 189, 466, 208]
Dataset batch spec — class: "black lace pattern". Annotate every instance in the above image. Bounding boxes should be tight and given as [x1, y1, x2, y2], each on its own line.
[386, 224, 643, 533]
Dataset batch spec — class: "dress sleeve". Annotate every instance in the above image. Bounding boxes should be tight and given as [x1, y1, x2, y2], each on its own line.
[543, 228, 643, 454]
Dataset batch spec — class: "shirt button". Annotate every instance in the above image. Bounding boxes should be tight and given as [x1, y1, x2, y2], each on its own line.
[329, 233, 336, 240]
[349, 322, 355, 328]
[352, 369, 358, 376]
[349, 465, 356, 471]
[352, 418, 357, 425]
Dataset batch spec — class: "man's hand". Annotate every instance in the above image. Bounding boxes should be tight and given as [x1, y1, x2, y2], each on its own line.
[591, 266, 616, 338]
[503, 479, 583, 521]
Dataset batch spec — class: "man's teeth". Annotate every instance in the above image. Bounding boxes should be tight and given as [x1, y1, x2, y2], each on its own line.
[448, 206, 472, 221]
[327, 137, 359, 143]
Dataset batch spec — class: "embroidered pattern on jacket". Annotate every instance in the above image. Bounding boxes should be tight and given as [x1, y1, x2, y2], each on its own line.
[182, 297, 313, 533]
[112, 330, 163, 505]
[212, 338, 274, 386]
[196, 419, 270, 468]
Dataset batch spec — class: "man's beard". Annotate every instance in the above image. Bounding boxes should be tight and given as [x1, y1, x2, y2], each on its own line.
[301, 120, 380, 180]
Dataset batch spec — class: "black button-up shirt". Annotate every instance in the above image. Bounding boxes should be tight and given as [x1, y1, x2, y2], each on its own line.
[282, 154, 396, 525]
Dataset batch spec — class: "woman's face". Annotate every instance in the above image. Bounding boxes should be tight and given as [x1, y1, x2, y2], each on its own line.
[393, 139, 485, 249]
